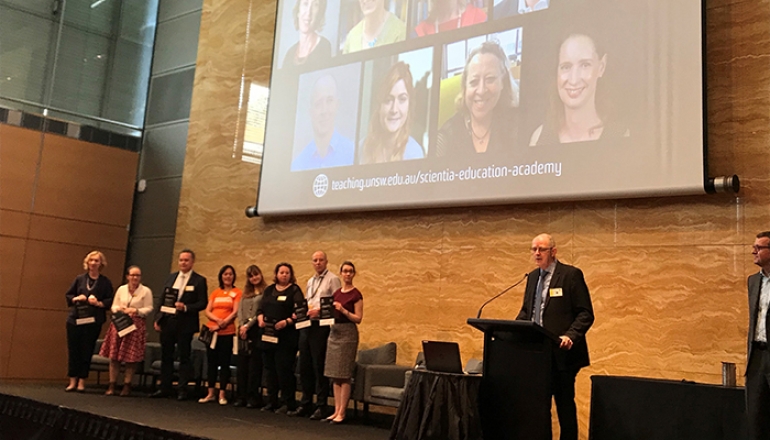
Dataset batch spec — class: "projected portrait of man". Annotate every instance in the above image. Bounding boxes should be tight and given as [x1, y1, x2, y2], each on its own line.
[435, 40, 519, 157]
[494, 0, 549, 19]
[529, 33, 628, 146]
[291, 75, 355, 171]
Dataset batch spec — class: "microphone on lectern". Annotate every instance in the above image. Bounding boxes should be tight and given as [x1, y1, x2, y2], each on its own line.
[476, 273, 528, 319]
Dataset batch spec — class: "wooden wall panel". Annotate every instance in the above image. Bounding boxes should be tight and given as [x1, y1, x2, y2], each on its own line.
[33, 133, 138, 226]
[0, 209, 31, 239]
[0, 124, 40, 213]
[0, 237, 26, 308]
[0, 307, 17, 378]
[17, 241, 126, 311]
[27, 215, 129, 251]
[5, 309, 70, 380]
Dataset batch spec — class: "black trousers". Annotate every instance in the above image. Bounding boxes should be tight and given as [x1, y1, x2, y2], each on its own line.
[549, 367, 579, 440]
[298, 322, 330, 408]
[262, 331, 298, 407]
[159, 317, 194, 393]
[206, 335, 233, 390]
[237, 336, 263, 401]
[747, 345, 770, 440]
[66, 322, 101, 378]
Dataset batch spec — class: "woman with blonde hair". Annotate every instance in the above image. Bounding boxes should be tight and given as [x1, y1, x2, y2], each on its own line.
[360, 61, 425, 164]
[283, 0, 332, 68]
[234, 264, 268, 408]
[436, 40, 519, 157]
[64, 251, 114, 392]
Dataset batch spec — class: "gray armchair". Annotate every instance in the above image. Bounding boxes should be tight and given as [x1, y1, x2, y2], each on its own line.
[353, 342, 413, 418]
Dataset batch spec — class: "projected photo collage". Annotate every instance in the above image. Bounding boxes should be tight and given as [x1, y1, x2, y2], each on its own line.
[275, 0, 641, 173]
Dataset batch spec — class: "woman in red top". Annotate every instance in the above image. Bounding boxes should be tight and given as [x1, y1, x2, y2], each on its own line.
[413, 0, 487, 37]
[323, 261, 363, 424]
[199, 265, 241, 405]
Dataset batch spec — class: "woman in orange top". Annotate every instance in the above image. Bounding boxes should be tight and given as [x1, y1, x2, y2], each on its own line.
[199, 265, 241, 405]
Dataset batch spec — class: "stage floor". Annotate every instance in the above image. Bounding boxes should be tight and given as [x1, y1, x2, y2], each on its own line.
[0, 383, 392, 440]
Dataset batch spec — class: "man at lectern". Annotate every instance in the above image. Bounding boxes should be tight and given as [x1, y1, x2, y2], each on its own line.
[746, 231, 770, 440]
[516, 233, 594, 440]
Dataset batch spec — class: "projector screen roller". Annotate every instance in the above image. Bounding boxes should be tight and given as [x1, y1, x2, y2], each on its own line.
[257, 0, 706, 215]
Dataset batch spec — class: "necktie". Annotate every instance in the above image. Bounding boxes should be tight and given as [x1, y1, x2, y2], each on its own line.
[177, 274, 186, 300]
[533, 270, 548, 325]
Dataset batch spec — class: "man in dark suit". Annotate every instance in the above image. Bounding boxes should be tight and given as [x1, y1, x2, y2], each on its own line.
[150, 249, 208, 400]
[746, 231, 770, 440]
[516, 233, 594, 440]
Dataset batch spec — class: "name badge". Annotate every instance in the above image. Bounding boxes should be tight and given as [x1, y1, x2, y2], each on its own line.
[185, 286, 195, 292]
[549, 288, 563, 297]
[277, 296, 287, 302]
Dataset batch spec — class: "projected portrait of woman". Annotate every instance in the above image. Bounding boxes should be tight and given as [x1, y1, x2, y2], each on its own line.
[282, 0, 332, 69]
[413, 0, 487, 37]
[342, 0, 406, 54]
[359, 62, 425, 164]
[529, 33, 626, 145]
[436, 40, 518, 157]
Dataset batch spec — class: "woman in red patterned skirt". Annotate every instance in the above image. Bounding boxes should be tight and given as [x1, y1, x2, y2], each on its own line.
[99, 266, 153, 396]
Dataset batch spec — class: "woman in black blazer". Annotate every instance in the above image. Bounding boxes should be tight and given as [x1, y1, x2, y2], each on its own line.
[64, 251, 114, 392]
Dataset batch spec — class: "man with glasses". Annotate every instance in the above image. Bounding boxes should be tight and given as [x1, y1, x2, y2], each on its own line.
[746, 231, 770, 440]
[516, 233, 594, 440]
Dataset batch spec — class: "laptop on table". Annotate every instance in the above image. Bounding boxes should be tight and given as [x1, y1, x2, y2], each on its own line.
[421, 340, 464, 374]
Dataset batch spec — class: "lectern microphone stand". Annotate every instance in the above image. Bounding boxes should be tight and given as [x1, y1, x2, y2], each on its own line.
[468, 318, 560, 440]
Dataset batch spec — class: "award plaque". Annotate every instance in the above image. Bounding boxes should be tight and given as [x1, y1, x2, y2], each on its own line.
[319, 296, 335, 326]
[111, 311, 137, 337]
[160, 287, 178, 314]
[294, 299, 311, 330]
[75, 303, 96, 325]
[261, 317, 278, 344]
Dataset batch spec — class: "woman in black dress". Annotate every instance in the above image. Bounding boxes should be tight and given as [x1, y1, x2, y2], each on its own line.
[257, 262, 304, 414]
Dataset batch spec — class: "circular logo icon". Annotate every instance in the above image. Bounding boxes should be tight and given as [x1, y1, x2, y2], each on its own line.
[313, 174, 329, 198]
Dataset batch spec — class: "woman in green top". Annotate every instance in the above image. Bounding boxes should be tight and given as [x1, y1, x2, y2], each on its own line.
[343, 0, 406, 53]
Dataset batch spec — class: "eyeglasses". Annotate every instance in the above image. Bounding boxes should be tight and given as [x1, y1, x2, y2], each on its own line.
[752, 245, 770, 252]
[127, 274, 141, 277]
[341, 269, 355, 274]
[530, 247, 553, 254]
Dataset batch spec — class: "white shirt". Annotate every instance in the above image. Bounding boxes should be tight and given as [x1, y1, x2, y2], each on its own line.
[173, 271, 191, 300]
[305, 269, 341, 310]
[111, 284, 154, 317]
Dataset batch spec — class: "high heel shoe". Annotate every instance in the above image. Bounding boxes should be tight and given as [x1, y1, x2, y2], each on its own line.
[198, 395, 217, 403]
[105, 383, 116, 396]
[120, 383, 131, 397]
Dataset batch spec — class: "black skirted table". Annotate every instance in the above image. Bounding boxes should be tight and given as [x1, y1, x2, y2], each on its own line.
[589, 375, 748, 440]
[390, 369, 483, 440]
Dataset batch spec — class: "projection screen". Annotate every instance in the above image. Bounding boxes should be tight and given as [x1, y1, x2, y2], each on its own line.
[257, 0, 706, 215]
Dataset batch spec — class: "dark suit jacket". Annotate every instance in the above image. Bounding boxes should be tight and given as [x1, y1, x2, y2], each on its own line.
[746, 272, 765, 374]
[154, 271, 208, 334]
[516, 260, 595, 370]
